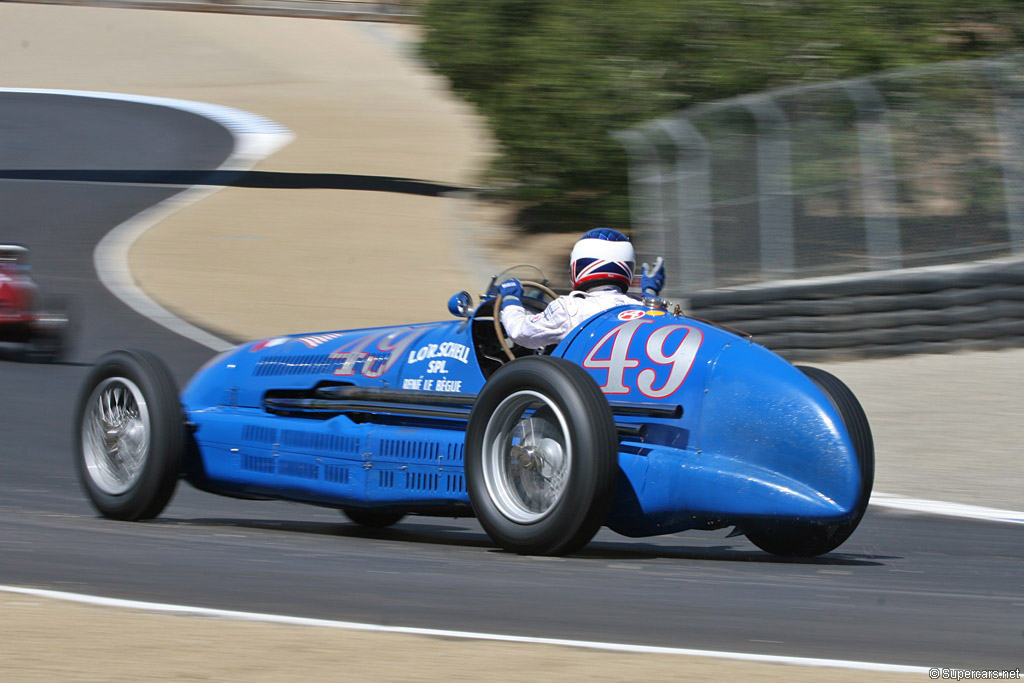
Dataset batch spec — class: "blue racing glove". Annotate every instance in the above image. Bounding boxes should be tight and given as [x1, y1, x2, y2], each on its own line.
[497, 278, 524, 310]
[641, 257, 665, 296]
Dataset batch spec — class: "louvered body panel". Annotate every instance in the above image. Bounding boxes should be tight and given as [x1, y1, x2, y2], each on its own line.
[186, 406, 472, 510]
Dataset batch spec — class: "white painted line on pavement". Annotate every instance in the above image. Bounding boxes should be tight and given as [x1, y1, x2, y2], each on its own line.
[0, 88, 294, 352]
[0, 585, 928, 674]
[870, 492, 1024, 524]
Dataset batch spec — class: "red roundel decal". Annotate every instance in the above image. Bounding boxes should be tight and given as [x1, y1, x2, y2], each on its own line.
[617, 309, 646, 321]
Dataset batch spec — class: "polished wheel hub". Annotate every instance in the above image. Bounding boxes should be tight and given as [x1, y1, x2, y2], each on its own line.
[82, 377, 150, 495]
[483, 391, 571, 524]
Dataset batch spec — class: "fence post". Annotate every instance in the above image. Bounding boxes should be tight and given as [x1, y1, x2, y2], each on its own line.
[843, 79, 902, 270]
[614, 127, 669, 276]
[658, 118, 714, 294]
[743, 95, 795, 281]
[983, 58, 1024, 255]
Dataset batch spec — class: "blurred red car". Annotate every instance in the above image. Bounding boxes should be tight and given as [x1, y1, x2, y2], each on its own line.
[0, 244, 69, 362]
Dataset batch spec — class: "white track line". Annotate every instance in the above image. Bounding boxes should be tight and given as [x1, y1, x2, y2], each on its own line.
[870, 492, 1024, 524]
[0, 586, 928, 673]
[0, 87, 295, 352]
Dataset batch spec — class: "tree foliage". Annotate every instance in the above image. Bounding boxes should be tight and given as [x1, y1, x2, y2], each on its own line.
[419, 0, 1024, 232]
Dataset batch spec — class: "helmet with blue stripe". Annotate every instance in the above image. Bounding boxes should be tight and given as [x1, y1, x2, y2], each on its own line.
[569, 228, 635, 292]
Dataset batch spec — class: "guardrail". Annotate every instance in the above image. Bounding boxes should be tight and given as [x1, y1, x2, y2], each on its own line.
[618, 55, 1024, 296]
[689, 258, 1024, 360]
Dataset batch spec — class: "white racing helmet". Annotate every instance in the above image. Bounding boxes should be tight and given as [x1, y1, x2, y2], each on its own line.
[569, 228, 635, 291]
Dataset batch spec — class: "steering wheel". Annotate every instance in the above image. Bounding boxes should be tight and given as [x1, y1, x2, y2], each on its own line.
[493, 280, 559, 361]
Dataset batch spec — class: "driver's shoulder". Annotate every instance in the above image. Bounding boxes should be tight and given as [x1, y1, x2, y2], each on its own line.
[536, 292, 576, 321]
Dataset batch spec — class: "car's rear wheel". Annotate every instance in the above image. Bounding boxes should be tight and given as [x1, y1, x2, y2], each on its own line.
[342, 508, 406, 528]
[745, 366, 875, 557]
[74, 349, 184, 520]
[466, 356, 617, 556]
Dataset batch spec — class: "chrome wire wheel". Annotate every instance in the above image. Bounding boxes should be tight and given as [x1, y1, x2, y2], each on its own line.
[466, 356, 618, 556]
[74, 349, 183, 521]
[81, 376, 151, 496]
[481, 390, 572, 524]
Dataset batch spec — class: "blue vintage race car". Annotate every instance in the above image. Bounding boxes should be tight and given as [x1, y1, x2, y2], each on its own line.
[73, 266, 873, 557]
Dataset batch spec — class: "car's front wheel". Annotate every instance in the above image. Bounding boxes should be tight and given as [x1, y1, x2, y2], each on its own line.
[466, 356, 618, 556]
[73, 349, 184, 520]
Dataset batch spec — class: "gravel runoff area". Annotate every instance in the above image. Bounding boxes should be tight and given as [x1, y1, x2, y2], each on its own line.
[0, 2, 1019, 680]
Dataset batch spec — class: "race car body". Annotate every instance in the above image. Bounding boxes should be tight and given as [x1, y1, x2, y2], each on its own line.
[0, 244, 38, 328]
[0, 244, 69, 361]
[74, 268, 873, 557]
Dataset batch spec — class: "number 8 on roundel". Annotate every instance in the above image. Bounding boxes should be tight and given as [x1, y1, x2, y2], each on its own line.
[582, 320, 703, 398]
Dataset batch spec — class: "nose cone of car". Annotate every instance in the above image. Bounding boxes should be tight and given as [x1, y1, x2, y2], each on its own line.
[693, 343, 862, 521]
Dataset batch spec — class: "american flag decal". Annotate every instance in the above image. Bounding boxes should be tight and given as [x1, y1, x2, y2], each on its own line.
[298, 333, 345, 349]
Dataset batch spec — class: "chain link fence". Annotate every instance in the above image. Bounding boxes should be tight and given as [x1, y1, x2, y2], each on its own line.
[618, 53, 1024, 295]
[617, 54, 1024, 359]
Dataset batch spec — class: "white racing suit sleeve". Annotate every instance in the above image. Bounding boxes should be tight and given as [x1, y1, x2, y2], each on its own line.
[499, 296, 574, 349]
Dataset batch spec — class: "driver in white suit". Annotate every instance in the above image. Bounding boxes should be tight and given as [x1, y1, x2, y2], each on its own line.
[497, 228, 665, 349]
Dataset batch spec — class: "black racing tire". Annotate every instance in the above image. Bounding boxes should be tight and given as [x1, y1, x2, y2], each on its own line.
[23, 297, 71, 363]
[23, 322, 65, 363]
[342, 508, 406, 528]
[73, 349, 184, 521]
[466, 355, 618, 556]
[745, 365, 875, 557]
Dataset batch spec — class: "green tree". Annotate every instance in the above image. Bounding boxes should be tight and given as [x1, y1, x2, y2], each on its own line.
[420, 0, 1024, 232]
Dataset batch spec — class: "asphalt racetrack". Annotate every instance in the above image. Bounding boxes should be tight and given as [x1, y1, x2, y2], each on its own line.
[0, 90, 1021, 675]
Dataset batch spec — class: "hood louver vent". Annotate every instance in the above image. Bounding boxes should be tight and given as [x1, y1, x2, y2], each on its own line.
[405, 472, 439, 491]
[324, 465, 351, 485]
[255, 354, 336, 377]
[241, 454, 275, 474]
[242, 424, 277, 444]
[278, 460, 319, 480]
[446, 473, 465, 494]
[446, 443, 464, 465]
[281, 430, 360, 456]
[380, 438, 441, 462]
